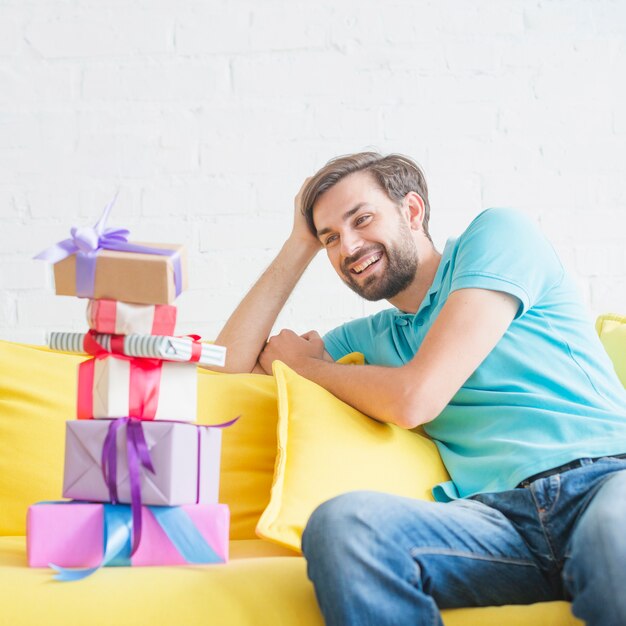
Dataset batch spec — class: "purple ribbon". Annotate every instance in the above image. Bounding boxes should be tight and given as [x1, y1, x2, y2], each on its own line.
[101, 417, 156, 555]
[34, 193, 183, 298]
[196, 428, 202, 505]
[193, 417, 240, 504]
[101, 416, 239, 555]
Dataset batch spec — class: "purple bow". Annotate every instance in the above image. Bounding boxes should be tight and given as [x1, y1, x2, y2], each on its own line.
[34, 192, 127, 263]
[101, 417, 156, 556]
[34, 193, 182, 298]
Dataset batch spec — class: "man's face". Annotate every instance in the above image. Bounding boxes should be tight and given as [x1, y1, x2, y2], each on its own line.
[312, 172, 419, 301]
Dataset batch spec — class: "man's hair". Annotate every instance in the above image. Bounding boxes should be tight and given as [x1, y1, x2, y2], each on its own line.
[301, 151, 431, 240]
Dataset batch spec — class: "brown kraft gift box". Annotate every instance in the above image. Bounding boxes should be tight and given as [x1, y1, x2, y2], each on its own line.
[52, 243, 188, 305]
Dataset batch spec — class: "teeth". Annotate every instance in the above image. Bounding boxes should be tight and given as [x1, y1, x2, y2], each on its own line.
[353, 254, 381, 274]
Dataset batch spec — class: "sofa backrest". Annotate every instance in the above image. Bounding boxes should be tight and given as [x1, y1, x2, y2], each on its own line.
[0, 340, 279, 539]
[2, 314, 625, 539]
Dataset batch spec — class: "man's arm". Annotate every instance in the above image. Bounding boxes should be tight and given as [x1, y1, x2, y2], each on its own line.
[210, 180, 322, 373]
[259, 288, 519, 426]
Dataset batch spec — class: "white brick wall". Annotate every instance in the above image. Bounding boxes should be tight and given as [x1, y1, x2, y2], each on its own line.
[1, 0, 625, 345]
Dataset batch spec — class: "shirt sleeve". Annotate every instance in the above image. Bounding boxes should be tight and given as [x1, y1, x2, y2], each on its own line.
[323, 322, 359, 361]
[450, 208, 564, 318]
[322, 312, 387, 362]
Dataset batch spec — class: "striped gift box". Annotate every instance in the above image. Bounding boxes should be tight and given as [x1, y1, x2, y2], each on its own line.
[48, 332, 226, 367]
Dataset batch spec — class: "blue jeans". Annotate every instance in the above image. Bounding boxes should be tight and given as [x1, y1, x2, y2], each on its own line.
[301, 456, 626, 626]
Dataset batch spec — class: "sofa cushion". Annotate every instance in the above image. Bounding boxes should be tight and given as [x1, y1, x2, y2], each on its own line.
[256, 361, 450, 552]
[0, 536, 582, 625]
[197, 369, 278, 539]
[596, 313, 626, 387]
[196, 351, 364, 539]
[0, 341, 87, 535]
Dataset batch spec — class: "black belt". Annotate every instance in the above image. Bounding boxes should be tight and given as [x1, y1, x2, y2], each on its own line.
[516, 453, 626, 489]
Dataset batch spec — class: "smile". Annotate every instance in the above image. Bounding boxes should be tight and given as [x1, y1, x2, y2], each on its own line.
[351, 253, 382, 274]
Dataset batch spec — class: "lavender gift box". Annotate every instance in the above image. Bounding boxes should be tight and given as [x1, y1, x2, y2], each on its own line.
[62, 419, 222, 506]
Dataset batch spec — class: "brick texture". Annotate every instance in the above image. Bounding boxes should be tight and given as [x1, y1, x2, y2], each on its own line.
[1, 0, 625, 343]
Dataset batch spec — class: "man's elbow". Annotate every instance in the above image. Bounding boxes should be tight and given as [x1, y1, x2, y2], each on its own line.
[200, 359, 269, 375]
[389, 390, 440, 429]
[392, 410, 431, 430]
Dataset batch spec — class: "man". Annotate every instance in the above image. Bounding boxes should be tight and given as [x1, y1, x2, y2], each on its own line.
[215, 152, 626, 626]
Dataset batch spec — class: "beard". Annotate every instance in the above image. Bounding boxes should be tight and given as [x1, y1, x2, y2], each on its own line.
[341, 222, 418, 301]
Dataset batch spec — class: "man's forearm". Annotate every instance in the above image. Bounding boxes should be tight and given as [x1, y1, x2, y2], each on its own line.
[290, 358, 422, 428]
[265, 288, 519, 426]
[214, 238, 319, 373]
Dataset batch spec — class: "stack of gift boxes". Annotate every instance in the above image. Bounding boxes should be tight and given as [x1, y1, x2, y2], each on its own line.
[27, 208, 232, 580]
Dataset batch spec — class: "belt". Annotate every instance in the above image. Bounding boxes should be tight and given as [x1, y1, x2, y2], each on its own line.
[516, 453, 626, 489]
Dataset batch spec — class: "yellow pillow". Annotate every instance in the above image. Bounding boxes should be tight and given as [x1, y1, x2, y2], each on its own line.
[256, 361, 450, 552]
[596, 313, 626, 388]
[197, 351, 366, 540]
[0, 341, 87, 535]
[196, 370, 278, 540]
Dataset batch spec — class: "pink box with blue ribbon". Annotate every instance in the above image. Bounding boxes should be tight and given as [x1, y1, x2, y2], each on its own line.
[27, 502, 229, 580]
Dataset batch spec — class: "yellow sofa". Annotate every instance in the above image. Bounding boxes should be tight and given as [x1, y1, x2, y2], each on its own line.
[8, 316, 625, 625]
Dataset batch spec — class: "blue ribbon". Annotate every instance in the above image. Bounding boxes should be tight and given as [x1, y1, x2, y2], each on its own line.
[50, 503, 132, 581]
[49, 503, 222, 582]
[149, 507, 221, 564]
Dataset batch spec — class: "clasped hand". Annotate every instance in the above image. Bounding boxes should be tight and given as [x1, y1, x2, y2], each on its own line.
[259, 329, 325, 374]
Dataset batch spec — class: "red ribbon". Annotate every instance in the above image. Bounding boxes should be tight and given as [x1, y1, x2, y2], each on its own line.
[91, 300, 177, 336]
[110, 334, 125, 355]
[77, 333, 163, 421]
[186, 334, 203, 363]
[85, 329, 206, 364]
[83, 329, 108, 356]
[152, 306, 177, 335]
[92, 300, 118, 334]
[127, 358, 162, 419]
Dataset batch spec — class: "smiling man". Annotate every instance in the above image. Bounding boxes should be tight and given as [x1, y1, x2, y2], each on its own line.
[214, 152, 626, 626]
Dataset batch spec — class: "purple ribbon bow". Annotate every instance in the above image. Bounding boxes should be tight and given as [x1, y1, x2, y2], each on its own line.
[34, 193, 182, 298]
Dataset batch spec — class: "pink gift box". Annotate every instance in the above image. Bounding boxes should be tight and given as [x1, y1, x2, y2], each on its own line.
[27, 502, 229, 568]
[87, 299, 177, 336]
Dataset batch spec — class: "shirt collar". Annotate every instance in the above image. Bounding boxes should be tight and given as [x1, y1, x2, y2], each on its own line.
[394, 238, 455, 318]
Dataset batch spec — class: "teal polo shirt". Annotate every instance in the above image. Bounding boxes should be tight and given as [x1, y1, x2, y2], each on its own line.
[323, 208, 626, 500]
